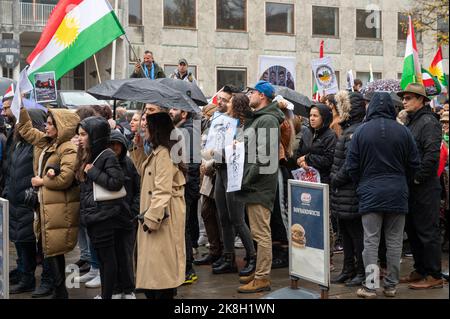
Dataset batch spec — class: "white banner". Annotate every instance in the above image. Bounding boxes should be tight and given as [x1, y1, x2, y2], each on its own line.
[311, 57, 338, 95]
[259, 55, 296, 90]
[225, 142, 245, 192]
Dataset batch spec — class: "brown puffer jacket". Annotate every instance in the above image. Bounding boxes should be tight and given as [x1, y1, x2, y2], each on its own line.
[17, 108, 80, 257]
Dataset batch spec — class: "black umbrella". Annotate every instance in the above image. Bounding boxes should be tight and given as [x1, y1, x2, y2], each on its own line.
[155, 78, 208, 106]
[273, 85, 313, 117]
[87, 79, 201, 114]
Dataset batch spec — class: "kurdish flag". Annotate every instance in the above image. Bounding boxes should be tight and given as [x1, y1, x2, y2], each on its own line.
[429, 46, 448, 94]
[400, 16, 423, 90]
[422, 68, 441, 95]
[26, 0, 124, 82]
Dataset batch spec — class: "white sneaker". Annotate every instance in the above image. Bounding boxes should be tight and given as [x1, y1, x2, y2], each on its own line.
[197, 235, 209, 247]
[123, 292, 136, 299]
[94, 295, 102, 299]
[234, 236, 244, 248]
[85, 274, 101, 288]
[112, 293, 123, 299]
[75, 268, 99, 283]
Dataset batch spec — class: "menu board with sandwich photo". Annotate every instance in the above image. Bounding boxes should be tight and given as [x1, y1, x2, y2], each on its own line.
[288, 180, 330, 287]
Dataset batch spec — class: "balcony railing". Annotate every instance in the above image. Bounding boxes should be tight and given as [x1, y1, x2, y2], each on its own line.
[20, 2, 55, 26]
[0, 1, 13, 25]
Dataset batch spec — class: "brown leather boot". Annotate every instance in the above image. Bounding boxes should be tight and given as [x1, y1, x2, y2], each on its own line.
[237, 278, 271, 293]
[409, 276, 444, 290]
[239, 272, 255, 284]
[399, 270, 424, 283]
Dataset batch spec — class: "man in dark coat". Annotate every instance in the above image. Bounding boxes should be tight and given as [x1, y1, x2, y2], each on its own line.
[330, 91, 366, 287]
[130, 51, 165, 79]
[346, 92, 420, 298]
[398, 83, 444, 289]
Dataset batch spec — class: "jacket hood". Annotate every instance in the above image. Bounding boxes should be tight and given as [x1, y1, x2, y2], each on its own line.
[48, 108, 80, 145]
[109, 129, 128, 160]
[78, 116, 111, 161]
[310, 103, 333, 135]
[28, 109, 47, 132]
[253, 101, 285, 124]
[366, 92, 396, 121]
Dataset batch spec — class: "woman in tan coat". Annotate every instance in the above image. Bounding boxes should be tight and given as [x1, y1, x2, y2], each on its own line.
[17, 107, 80, 299]
[131, 112, 186, 299]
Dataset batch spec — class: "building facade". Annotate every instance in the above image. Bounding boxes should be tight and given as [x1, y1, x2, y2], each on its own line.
[1, 0, 448, 97]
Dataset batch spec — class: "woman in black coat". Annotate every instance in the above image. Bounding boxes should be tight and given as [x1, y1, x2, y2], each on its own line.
[296, 103, 337, 184]
[330, 91, 367, 286]
[75, 116, 127, 299]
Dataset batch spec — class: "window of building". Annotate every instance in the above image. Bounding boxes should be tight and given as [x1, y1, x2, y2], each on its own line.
[356, 9, 382, 39]
[217, 0, 246, 31]
[312, 6, 339, 37]
[397, 13, 422, 42]
[217, 67, 247, 91]
[164, 0, 196, 28]
[266, 2, 294, 35]
[59, 62, 85, 90]
[129, 0, 142, 26]
[356, 71, 382, 86]
[164, 64, 198, 79]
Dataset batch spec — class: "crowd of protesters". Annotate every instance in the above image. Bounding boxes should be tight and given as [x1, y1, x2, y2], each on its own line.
[0, 52, 448, 299]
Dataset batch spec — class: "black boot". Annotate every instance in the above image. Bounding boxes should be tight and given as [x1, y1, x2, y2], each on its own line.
[271, 246, 289, 269]
[9, 268, 21, 285]
[32, 280, 54, 298]
[10, 276, 36, 294]
[239, 254, 256, 277]
[194, 254, 221, 266]
[211, 255, 225, 268]
[48, 256, 68, 299]
[331, 271, 354, 284]
[345, 273, 365, 287]
[212, 253, 237, 274]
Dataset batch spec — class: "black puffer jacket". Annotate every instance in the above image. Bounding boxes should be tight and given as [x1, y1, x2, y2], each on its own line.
[179, 117, 200, 205]
[2, 109, 47, 243]
[78, 117, 125, 228]
[110, 130, 140, 225]
[330, 92, 366, 219]
[297, 104, 337, 184]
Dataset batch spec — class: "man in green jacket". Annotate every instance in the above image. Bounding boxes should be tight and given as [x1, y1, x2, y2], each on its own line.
[130, 50, 166, 79]
[236, 81, 285, 293]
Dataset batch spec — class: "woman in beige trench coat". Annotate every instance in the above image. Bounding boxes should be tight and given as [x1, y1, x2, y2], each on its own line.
[131, 112, 186, 299]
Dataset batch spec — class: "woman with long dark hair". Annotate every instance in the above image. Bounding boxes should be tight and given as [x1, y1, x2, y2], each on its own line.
[131, 112, 187, 299]
[75, 116, 129, 299]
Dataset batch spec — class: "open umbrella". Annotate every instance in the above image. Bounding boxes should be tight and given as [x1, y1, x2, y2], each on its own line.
[88, 79, 201, 114]
[361, 79, 403, 109]
[155, 78, 208, 106]
[273, 85, 313, 117]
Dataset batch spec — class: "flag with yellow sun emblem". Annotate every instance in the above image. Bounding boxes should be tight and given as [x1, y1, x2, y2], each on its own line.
[26, 0, 124, 82]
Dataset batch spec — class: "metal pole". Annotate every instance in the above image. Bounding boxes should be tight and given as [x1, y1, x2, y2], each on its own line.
[113, 99, 117, 120]
[111, 0, 119, 80]
[93, 54, 102, 84]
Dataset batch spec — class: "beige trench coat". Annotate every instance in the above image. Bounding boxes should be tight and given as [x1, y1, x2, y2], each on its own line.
[131, 145, 186, 290]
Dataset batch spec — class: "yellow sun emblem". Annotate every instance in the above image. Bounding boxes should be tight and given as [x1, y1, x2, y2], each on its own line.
[54, 16, 80, 48]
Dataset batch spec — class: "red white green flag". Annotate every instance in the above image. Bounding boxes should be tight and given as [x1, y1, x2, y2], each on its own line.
[26, 0, 124, 82]
[422, 68, 441, 95]
[313, 40, 324, 101]
[429, 46, 448, 94]
[400, 16, 423, 90]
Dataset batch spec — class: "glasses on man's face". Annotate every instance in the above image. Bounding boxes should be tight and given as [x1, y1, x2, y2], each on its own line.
[402, 96, 414, 102]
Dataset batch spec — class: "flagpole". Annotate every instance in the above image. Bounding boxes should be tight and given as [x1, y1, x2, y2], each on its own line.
[111, 0, 119, 80]
[93, 54, 102, 84]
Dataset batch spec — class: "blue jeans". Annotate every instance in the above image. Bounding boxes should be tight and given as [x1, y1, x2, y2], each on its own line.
[89, 241, 100, 269]
[14, 242, 37, 284]
[78, 224, 91, 262]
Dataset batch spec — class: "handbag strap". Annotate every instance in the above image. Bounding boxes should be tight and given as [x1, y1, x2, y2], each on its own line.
[92, 149, 109, 165]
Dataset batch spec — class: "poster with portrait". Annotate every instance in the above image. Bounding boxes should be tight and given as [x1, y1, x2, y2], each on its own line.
[259, 56, 296, 90]
[34, 71, 57, 104]
[288, 180, 330, 287]
[225, 142, 245, 192]
[204, 113, 239, 153]
[311, 57, 339, 95]
[0, 198, 9, 299]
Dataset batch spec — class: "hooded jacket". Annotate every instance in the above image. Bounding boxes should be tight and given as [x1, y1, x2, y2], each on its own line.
[297, 103, 337, 184]
[17, 107, 80, 257]
[235, 101, 285, 211]
[346, 92, 421, 214]
[78, 117, 125, 235]
[330, 91, 366, 219]
[3, 109, 47, 243]
[110, 129, 140, 222]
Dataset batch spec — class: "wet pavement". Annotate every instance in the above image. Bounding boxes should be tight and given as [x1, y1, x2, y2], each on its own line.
[8, 243, 449, 299]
